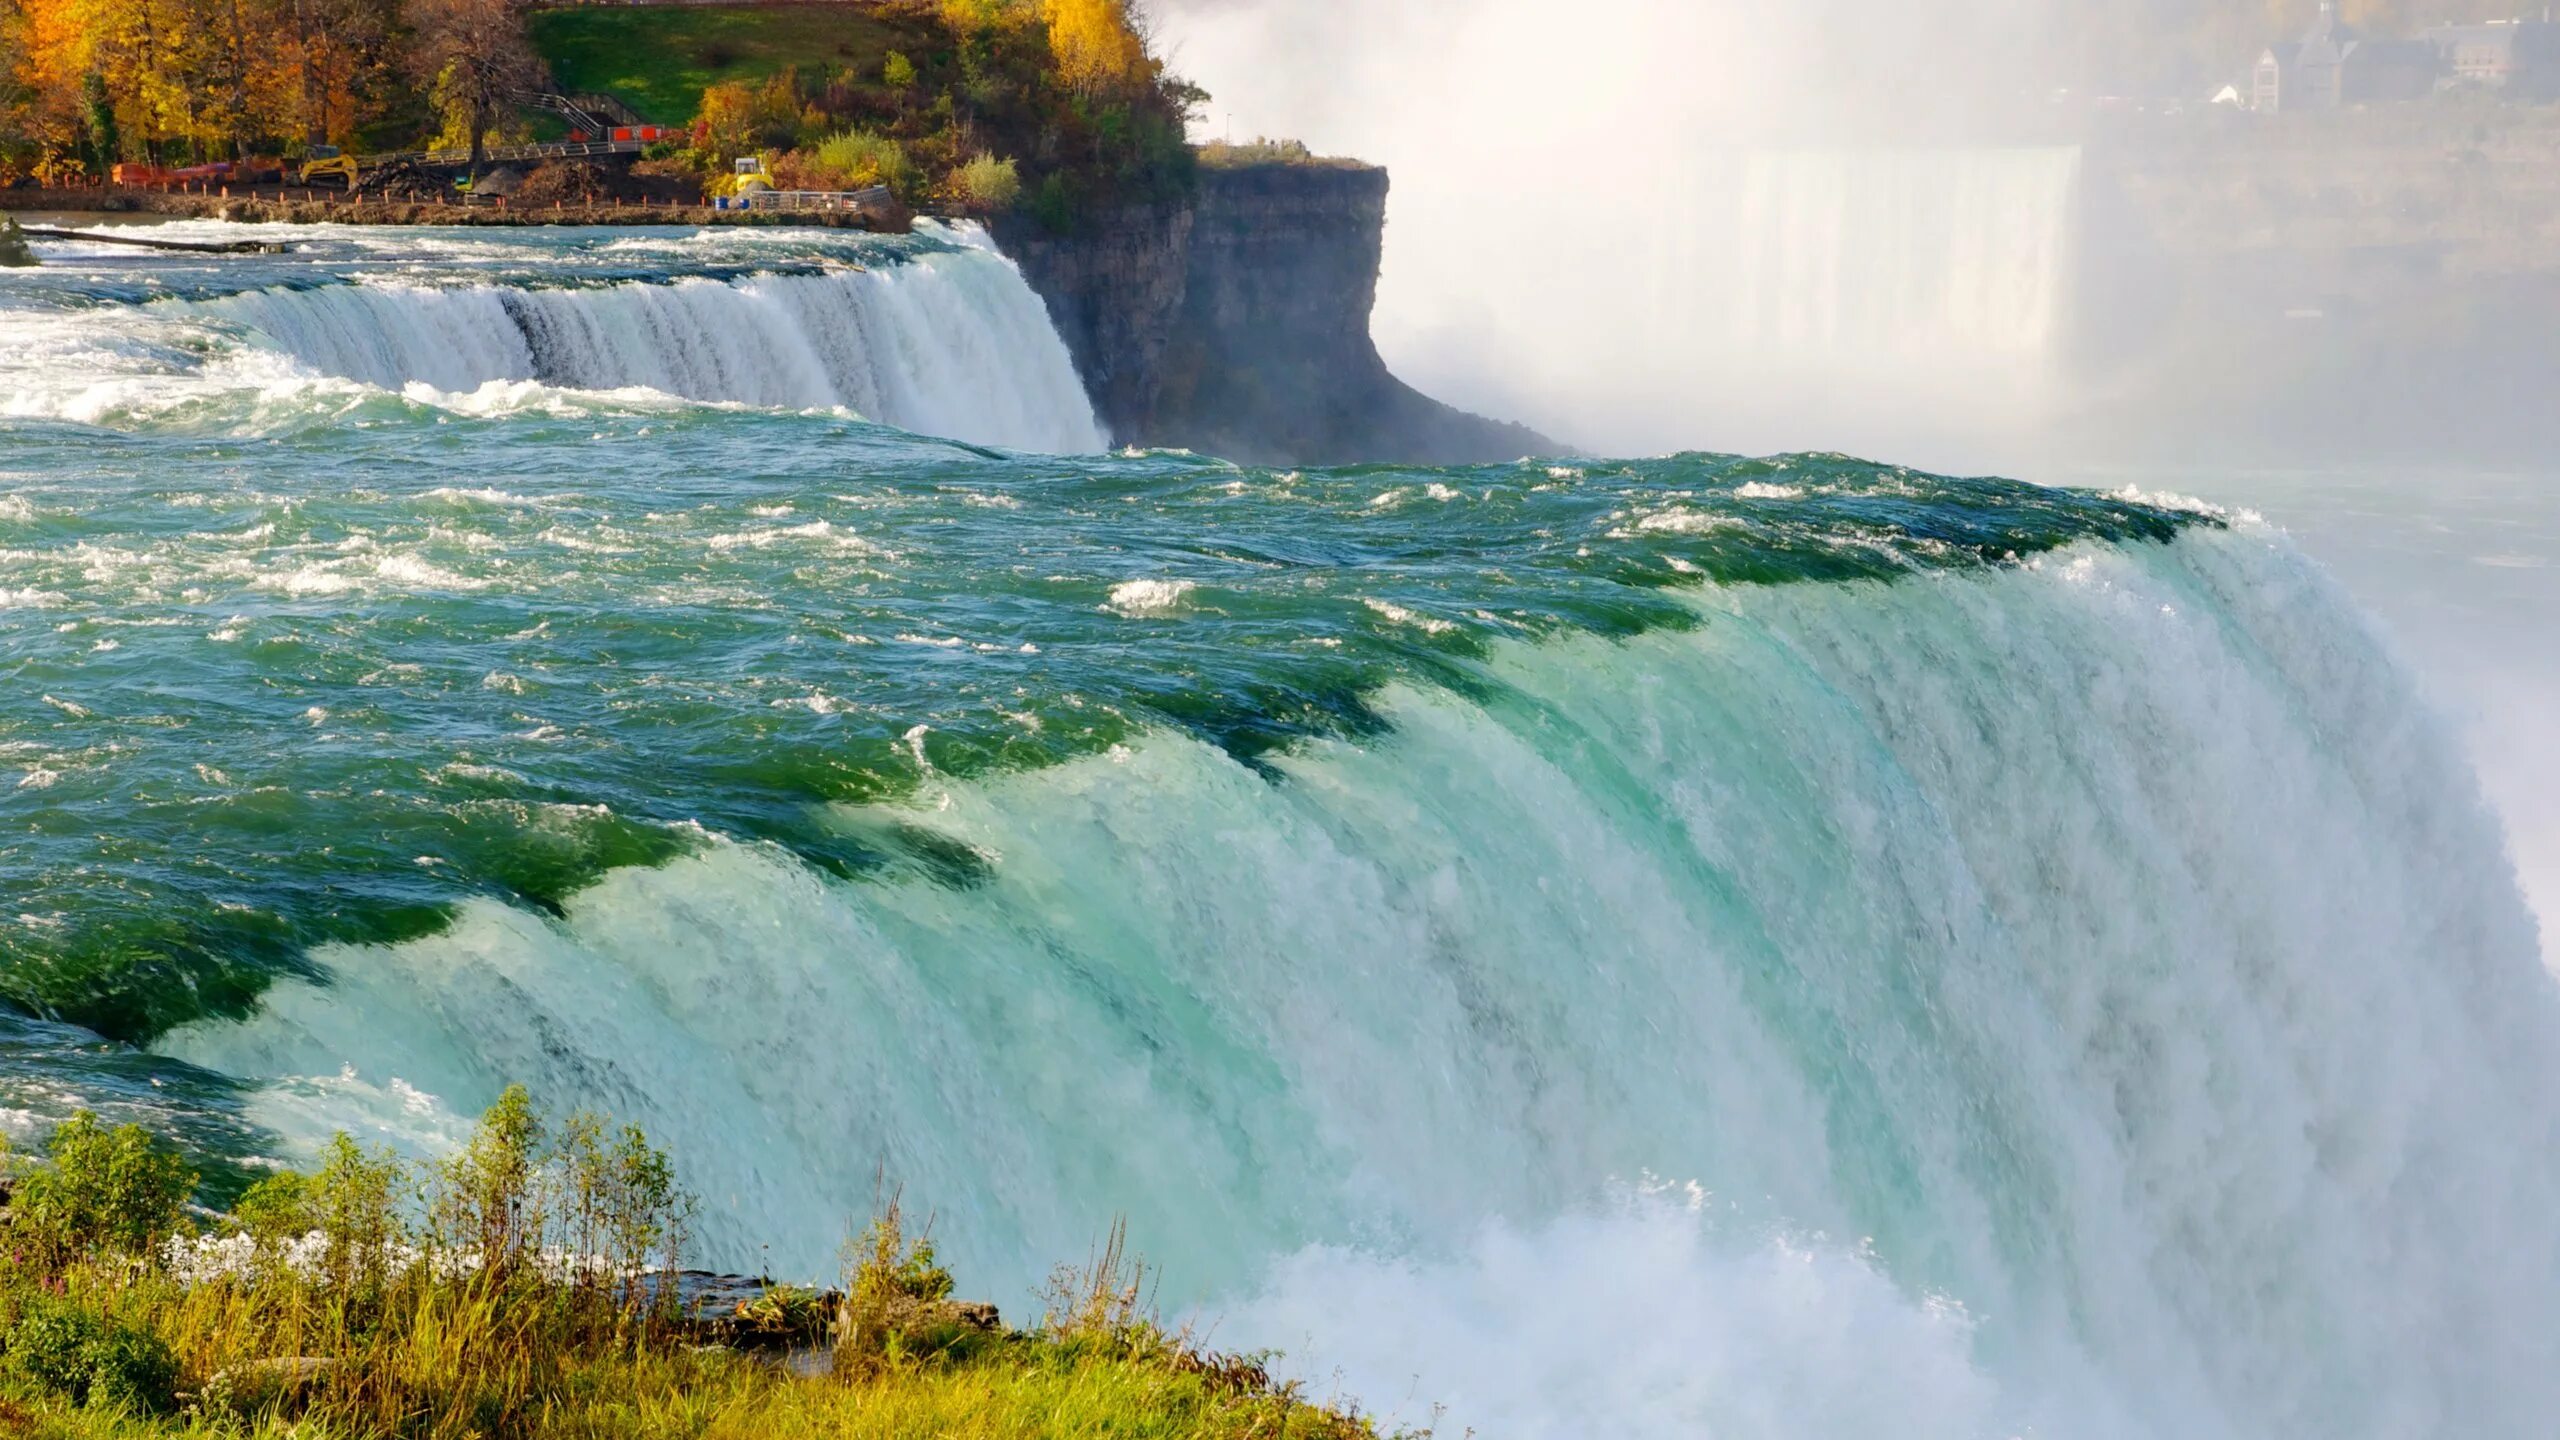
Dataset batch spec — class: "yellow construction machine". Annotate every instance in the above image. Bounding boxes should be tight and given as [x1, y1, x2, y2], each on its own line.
[298, 145, 359, 188]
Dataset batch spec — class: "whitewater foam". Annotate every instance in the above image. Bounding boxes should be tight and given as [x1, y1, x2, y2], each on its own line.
[1105, 578, 1198, 616]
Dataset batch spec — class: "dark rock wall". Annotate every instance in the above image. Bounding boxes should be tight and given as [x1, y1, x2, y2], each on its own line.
[995, 163, 1549, 466]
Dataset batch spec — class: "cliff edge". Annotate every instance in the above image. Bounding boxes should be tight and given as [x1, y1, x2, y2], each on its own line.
[996, 162, 1551, 466]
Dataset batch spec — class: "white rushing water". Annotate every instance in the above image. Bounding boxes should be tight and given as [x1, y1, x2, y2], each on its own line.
[203, 252, 1106, 453]
[161, 519, 2560, 1439]
[1352, 145, 2088, 464]
[2111, 464, 2560, 975]
[0, 222, 1106, 453]
[1700, 149, 2079, 363]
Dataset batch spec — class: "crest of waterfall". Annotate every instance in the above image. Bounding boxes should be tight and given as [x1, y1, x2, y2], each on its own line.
[197, 244, 1107, 454]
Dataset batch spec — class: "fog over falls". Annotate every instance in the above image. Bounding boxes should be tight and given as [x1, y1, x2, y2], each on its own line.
[1152, 0, 2560, 473]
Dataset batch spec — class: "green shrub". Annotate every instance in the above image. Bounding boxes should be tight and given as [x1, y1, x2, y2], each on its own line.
[955, 152, 1022, 212]
[5, 1299, 105, 1399]
[231, 1169, 315, 1245]
[2, 1297, 177, 1414]
[809, 127, 916, 196]
[835, 1197, 978, 1372]
[82, 1322, 179, 1414]
[233, 1133, 409, 1290]
[555, 1113, 690, 1315]
[310, 1133, 409, 1293]
[8, 1112, 196, 1270]
[1028, 170, 1078, 234]
[430, 1084, 544, 1282]
[884, 50, 917, 89]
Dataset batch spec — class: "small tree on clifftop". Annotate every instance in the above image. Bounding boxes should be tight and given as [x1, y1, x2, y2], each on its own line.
[401, 0, 542, 180]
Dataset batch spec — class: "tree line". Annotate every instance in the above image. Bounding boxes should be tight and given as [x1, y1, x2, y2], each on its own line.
[0, 0, 544, 181]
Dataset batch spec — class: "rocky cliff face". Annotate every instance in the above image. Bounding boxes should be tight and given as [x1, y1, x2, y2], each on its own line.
[995, 163, 1548, 466]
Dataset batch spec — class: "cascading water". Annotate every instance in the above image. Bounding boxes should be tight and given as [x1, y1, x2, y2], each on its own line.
[203, 260, 1103, 452]
[150, 518, 2560, 1438]
[1708, 148, 2079, 362]
[1337, 144, 2090, 463]
[0, 221, 1105, 452]
[5, 223, 2558, 1440]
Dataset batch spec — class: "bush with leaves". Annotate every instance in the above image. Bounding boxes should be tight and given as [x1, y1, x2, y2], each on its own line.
[801, 127, 916, 195]
[5, 1112, 195, 1273]
[2, 1295, 178, 1414]
[429, 1083, 544, 1283]
[954, 152, 1022, 212]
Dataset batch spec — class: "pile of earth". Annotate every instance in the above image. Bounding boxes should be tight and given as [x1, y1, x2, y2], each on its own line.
[511, 160, 615, 208]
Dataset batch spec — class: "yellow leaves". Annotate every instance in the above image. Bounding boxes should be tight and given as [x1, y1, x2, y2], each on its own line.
[694, 71, 800, 160]
[7, 0, 364, 160]
[1040, 0, 1145, 93]
[930, 0, 1149, 92]
[937, 0, 1032, 34]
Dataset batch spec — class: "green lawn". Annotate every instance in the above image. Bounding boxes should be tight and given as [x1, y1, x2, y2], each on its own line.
[529, 4, 937, 127]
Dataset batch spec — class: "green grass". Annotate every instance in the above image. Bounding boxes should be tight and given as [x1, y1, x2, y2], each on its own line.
[0, 1097, 1395, 1440]
[2, 1351, 1379, 1440]
[528, 5, 936, 128]
[1194, 140, 1373, 172]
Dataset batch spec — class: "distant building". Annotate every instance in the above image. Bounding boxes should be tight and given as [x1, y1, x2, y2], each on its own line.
[2425, 19, 2560, 99]
[2254, 2, 2440, 112]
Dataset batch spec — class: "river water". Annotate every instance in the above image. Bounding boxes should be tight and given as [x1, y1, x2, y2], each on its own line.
[4, 222, 2558, 1439]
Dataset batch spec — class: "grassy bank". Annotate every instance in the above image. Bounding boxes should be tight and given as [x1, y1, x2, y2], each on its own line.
[529, 6, 936, 131]
[0, 1092, 1387, 1439]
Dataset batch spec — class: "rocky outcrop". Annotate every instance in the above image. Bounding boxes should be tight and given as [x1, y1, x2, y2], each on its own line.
[996, 162, 1551, 466]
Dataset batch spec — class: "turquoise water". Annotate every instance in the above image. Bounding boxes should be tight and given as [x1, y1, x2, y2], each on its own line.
[7, 225, 2560, 1439]
[0, 410, 2190, 1043]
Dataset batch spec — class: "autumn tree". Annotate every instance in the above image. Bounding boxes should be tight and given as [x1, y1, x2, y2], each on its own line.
[274, 0, 399, 148]
[1041, 0, 1145, 96]
[401, 0, 540, 177]
[0, 0, 35, 176]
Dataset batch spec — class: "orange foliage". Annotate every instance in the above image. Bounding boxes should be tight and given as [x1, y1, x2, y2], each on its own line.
[3, 0, 401, 168]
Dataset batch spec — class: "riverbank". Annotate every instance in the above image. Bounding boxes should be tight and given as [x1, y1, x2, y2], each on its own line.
[0, 1095, 1386, 1439]
[0, 187, 908, 231]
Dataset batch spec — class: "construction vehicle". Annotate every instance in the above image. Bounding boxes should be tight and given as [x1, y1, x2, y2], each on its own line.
[299, 145, 359, 188]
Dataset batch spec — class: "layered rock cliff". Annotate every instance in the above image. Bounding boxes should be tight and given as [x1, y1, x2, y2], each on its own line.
[995, 162, 1549, 466]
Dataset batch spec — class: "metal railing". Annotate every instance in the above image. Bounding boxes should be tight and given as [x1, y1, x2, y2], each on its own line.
[730, 186, 896, 213]
[346, 138, 647, 176]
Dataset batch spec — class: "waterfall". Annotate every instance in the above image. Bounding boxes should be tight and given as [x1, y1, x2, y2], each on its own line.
[1708, 147, 2080, 362]
[158, 521, 2560, 1439]
[199, 243, 1108, 454]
